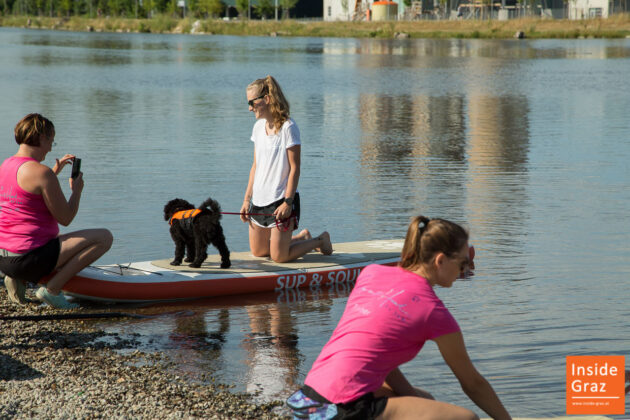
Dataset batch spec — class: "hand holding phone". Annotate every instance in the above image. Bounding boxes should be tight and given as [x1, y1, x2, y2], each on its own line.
[71, 158, 81, 178]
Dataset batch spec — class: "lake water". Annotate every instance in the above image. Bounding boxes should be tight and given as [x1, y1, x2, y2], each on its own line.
[1, 27, 629, 417]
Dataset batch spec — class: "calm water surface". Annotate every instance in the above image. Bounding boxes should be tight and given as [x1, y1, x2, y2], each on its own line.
[1, 28, 629, 417]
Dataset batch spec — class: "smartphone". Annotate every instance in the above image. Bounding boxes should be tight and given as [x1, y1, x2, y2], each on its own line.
[71, 158, 81, 178]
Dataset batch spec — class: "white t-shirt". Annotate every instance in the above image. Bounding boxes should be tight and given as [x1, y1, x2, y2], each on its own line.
[251, 118, 301, 207]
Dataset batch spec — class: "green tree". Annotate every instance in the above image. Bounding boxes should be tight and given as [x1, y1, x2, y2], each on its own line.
[195, 0, 222, 16]
[60, 0, 71, 15]
[235, 0, 248, 17]
[255, 0, 273, 18]
[278, 0, 296, 18]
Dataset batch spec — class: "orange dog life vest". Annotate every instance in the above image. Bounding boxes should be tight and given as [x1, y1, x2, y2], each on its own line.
[169, 209, 201, 226]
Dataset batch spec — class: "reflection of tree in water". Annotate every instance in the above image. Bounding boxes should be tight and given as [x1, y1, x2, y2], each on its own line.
[243, 304, 301, 400]
[467, 94, 531, 277]
[468, 95, 530, 170]
[168, 309, 230, 379]
[358, 93, 468, 230]
[170, 309, 229, 350]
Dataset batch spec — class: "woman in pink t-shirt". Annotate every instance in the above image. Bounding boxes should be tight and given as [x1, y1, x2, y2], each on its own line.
[0, 113, 112, 309]
[288, 216, 511, 420]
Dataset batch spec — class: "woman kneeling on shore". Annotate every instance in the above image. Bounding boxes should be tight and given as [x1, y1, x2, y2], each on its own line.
[288, 216, 511, 420]
[0, 113, 113, 309]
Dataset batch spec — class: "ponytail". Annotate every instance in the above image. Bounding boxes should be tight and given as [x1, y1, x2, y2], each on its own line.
[399, 216, 468, 271]
[247, 75, 290, 131]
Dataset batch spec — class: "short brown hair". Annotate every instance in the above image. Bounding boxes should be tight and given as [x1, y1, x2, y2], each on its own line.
[14, 113, 55, 147]
[399, 216, 469, 271]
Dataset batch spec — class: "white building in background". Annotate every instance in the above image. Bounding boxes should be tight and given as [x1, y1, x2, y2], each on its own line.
[323, 0, 352, 20]
[568, 0, 610, 18]
[323, 0, 405, 21]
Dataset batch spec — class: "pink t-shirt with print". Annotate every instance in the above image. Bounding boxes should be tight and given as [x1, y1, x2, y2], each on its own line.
[304, 264, 460, 403]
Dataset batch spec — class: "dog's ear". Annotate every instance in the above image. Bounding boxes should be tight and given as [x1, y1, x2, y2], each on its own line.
[164, 201, 174, 221]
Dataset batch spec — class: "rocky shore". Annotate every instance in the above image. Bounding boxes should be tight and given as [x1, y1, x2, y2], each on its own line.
[0, 286, 288, 419]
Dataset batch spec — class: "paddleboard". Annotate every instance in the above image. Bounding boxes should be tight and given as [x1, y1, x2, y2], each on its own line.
[62, 240, 403, 303]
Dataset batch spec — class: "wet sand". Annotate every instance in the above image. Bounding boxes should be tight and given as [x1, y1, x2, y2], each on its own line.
[0, 286, 288, 419]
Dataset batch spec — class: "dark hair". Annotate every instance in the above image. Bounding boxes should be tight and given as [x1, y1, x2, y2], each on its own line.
[14, 113, 55, 147]
[399, 216, 469, 271]
[247, 75, 290, 131]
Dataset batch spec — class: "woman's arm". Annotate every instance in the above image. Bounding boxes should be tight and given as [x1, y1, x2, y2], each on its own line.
[434, 331, 511, 420]
[23, 162, 83, 227]
[383, 367, 434, 399]
[274, 144, 300, 220]
[240, 152, 257, 222]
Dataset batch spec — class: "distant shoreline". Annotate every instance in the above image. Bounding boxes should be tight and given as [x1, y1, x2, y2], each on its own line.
[2, 15, 630, 39]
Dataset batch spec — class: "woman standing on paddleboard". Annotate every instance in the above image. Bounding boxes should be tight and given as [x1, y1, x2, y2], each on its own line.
[288, 216, 512, 420]
[240, 76, 332, 263]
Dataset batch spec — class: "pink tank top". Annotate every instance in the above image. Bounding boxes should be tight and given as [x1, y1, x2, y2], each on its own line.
[0, 156, 59, 253]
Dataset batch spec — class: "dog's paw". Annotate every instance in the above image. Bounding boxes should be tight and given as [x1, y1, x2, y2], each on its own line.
[170, 260, 181, 266]
[189, 262, 201, 268]
[220, 261, 231, 269]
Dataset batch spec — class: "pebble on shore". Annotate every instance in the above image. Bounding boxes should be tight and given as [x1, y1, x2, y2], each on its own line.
[0, 287, 288, 419]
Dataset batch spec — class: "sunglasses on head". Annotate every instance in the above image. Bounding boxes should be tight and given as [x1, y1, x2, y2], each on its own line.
[248, 94, 266, 107]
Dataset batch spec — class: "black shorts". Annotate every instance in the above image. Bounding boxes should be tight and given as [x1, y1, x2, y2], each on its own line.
[249, 193, 300, 231]
[0, 238, 60, 283]
[301, 385, 388, 420]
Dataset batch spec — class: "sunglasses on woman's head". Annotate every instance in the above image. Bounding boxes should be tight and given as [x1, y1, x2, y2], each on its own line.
[248, 94, 266, 107]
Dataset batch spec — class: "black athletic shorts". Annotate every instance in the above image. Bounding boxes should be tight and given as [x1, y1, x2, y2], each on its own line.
[0, 237, 60, 283]
[301, 385, 388, 420]
[249, 192, 300, 231]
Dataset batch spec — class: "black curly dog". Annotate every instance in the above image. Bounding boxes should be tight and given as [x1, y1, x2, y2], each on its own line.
[163, 197, 231, 269]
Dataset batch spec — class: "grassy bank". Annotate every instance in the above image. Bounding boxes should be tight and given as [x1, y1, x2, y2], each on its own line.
[2, 14, 630, 39]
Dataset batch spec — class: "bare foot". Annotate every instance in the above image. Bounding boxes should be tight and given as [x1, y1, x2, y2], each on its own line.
[318, 232, 333, 255]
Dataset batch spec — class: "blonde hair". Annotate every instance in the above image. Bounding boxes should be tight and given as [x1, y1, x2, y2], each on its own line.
[247, 75, 290, 131]
[14, 113, 55, 147]
[399, 216, 469, 271]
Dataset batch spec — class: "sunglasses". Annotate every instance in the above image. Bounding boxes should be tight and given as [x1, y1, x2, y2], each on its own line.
[450, 254, 470, 275]
[248, 94, 266, 107]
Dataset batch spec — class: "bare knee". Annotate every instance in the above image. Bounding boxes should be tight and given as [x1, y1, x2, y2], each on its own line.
[251, 249, 269, 258]
[270, 251, 290, 263]
[250, 243, 270, 258]
[462, 410, 479, 420]
[98, 229, 113, 249]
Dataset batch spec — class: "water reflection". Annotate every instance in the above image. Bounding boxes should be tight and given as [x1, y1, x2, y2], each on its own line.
[358, 93, 469, 231]
[243, 305, 300, 399]
[466, 93, 531, 271]
[99, 284, 356, 401]
[325, 38, 630, 60]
